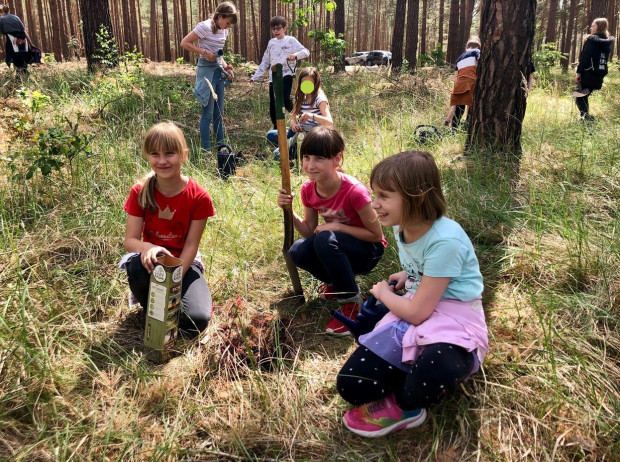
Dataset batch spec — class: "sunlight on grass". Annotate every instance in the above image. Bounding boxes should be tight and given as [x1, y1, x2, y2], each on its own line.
[0, 62, 618, 460]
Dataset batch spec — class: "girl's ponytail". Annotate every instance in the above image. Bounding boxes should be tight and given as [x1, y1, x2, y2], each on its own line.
[138, 172, 158, 212]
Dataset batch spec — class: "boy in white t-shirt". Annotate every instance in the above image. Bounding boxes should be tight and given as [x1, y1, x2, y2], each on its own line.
[250, 16, 309, 129]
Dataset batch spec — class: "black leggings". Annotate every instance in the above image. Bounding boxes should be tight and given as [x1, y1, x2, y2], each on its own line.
[452, 105, 466, 129]
[269, 75, 294, 129]
[575, 95, 590, 117]
[337, 343, 476, 411]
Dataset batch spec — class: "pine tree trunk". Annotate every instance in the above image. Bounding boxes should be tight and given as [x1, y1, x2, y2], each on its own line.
[405, 0, 419, 69]
[562, 0, 577, 70]
[546, 0, 559, 43]
[591, 0, 610, 19]
[390, 0, 407, 69]
[446, 0, 459, 64]
[438, 0, 444, 45]
[467, 0, 537, 158]
[36, 0, 48, 52]
[334, 0, 346, 71]
[48, 0, 64, 61]
[24, 0, 40, 48]
[80, 0, 116, 71]
[150, 0, 159, 60]
[260, 0, 270, 56]
[161, 0, 172, 61]
[420, 0, 427, 55]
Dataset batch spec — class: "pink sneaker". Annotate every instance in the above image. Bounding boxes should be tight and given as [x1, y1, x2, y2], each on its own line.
[343, 394, 426, 438]
[317, 283, 338, 300]
[325, 302, 359, 336]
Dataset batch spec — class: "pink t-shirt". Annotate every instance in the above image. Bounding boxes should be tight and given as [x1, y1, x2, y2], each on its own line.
[124, 178, 215, 257]
[300, 172, 388, 247]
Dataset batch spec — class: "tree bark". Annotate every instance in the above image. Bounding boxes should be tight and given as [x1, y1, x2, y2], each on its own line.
[334, 0, 346, 71]
[438, 0, 444, 45]
[79, 0, 115, 71]
[590, 0, 610, 19]
[562, 0, 577, 70]
[446, 0, 459, 63]
[420, 0, 427, 55]
[48, 0, 64, 61]
[36, 0, 48, 52]
[405, 0, 420, 69]
[260, 0, 271, 56]
[546, 0, 559, 43]
[161, 0, 172, 61]
[391, 0, 407, 69]
[467, 0, 537, 158]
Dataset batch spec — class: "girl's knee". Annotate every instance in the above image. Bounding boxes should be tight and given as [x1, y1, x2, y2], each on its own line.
[179, 304, 212, 335]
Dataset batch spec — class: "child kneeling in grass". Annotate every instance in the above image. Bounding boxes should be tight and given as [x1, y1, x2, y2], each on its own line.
[119, 121, 215, 336]
[276, 126, 386, 336]
[337, 151, 488, 437]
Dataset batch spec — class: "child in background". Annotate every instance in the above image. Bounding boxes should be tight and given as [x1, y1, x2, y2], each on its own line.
[266, 66, 333, 161]
[180, 1, 238, 154]
[445, 36, 481, 130]
[573, 17, 614, 121]
[276, 126, 386, 336]
[337, 151, 488, 437]
[119, 122, 216, 335]
[250, 16, 310, 129]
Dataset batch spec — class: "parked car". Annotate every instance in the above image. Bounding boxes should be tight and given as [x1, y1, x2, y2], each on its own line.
[345, 51, 370, 65]
[366, 50, 392, 66]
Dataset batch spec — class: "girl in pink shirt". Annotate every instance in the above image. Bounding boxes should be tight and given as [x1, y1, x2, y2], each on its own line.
[277, 126, 386, 336]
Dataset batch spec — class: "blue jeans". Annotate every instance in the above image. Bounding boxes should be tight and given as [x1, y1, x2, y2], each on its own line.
[267, 127, 297, 160]
[289, 231, 384, 301]
[200, 69, 225, 151]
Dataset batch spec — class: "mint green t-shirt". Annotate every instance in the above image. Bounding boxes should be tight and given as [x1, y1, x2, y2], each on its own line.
[394, 216, 483, 301]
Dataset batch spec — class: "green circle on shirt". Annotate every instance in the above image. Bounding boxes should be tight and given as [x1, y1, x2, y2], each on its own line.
[300, 80, 314, 94]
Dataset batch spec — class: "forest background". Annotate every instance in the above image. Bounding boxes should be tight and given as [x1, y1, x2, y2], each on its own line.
[10, 0, 620, 70]
[1, 0, 619, 461]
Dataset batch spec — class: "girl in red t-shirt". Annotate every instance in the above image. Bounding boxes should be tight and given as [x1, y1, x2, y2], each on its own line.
[277, 126, 386, 336]
[121, 122, 215, 335]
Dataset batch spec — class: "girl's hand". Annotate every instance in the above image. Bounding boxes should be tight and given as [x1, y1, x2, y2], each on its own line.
[299, 112, 314, 123]
[141, 246, 173, 274]
[369, 280, 396, 303]
[388, 270, 408, 290]
[277, 188, 294, 209]
[225, 65, 234, 81]
[314, 222, 340, 234]
[291, 119, 303, 132]
[287, 54, 297, 61]
[202, 50, 216, 61]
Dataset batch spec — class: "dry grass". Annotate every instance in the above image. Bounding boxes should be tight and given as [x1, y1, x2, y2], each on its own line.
[0, 61, 618, 461]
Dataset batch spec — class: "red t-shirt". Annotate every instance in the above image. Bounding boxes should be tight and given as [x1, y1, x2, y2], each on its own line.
[124, 177, 215, 257]
[300, 173, 387, 247]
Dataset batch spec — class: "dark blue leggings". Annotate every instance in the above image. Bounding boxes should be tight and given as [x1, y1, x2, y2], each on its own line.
[289, 231, 384, 301]
[126, 255, 212, 336]
[337, 343, 476, 410]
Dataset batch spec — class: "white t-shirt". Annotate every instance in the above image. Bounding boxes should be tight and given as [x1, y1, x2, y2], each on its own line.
[251, 36, 310, 82]
[193, 19, 228, 55]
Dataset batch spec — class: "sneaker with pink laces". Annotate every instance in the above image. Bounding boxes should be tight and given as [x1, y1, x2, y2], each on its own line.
[343, 394, 426, 438]
[325, 302, 359, 336]
[317, 283, 338, 300]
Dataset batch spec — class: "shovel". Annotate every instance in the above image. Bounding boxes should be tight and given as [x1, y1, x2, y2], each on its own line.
[272, 63, 304, 302]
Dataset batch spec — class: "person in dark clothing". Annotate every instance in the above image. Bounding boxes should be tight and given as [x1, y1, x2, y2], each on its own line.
[574, 17, 615, 121]
[0, 4, 32, 75]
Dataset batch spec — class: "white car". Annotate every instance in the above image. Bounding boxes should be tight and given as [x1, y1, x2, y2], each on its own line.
[345, 51, 369, 65]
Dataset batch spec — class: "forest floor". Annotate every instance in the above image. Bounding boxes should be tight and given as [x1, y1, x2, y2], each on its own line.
[0, 59, 618, 461]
